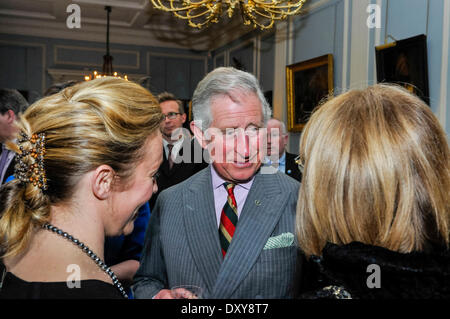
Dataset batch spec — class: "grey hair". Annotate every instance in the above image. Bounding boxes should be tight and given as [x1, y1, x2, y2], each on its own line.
[0, 88, 29, 115]
[192, 67, 272, 131]
[268, 118, 287, 134]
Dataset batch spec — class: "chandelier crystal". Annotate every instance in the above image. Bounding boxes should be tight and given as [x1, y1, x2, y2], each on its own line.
[150, 0, 308, 29]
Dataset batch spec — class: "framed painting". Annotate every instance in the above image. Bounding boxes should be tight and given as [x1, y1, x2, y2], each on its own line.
[375, 34, 429, 105]
[286, 54, 333, 132]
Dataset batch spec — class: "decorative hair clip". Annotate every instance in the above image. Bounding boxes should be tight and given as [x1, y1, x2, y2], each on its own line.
[14, 132, 48, 191]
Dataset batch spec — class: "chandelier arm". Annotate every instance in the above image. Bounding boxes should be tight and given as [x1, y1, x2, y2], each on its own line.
[151, 0, 216, 12]
[186, 4, 222, 27]
[244, 10, 275, 21]
[176, 9, 215, 19]
[249, 0, 307, 7]
[248, 15, 275, 29]
[244, 3, 305, 19]
[170, 3, 220, 20]
[149, 0, 308, 29]
[252, 7, 295, 17]
[250, 3, 307, 13]
[189, 8, 220, 22]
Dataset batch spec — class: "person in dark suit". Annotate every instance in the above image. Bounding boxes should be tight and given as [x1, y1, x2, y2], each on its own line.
[133, 67, 300, 299]
[0, 89, 29, 185]
[263, 118, 302, 182]
[149, 92, 208, 209]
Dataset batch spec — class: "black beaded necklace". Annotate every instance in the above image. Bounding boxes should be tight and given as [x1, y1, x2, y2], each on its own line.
[43, 223, 128, 298]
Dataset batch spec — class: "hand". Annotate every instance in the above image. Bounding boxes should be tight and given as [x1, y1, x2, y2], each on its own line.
[171, 287, 199, 299]
[153, 289, 174, 299]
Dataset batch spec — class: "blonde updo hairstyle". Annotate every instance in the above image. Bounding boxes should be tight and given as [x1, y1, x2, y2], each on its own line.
[296, 84, 450, 258]
[0, 77, 163, 258]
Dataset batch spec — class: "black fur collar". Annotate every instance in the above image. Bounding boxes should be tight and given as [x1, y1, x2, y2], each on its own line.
[302, 242, 450, 299]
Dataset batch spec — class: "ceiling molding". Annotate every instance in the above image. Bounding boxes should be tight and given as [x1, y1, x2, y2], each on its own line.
[73, 0, 148, 10]
[0, 0, 255, 51]
[0, 16, 197, 50]
[0, 9, 56, 20]
[47, 68, 148, 83]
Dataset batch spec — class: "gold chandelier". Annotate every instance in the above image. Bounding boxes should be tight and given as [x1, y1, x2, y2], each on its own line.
[150, 0, 308, 30]
[84, 6, 128, 81]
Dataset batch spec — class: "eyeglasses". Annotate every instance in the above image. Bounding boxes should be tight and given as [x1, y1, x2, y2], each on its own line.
[162, 112, 181, 120]
[294, 155, 304, 174]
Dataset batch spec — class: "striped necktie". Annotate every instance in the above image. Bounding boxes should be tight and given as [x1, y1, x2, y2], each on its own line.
[167, 143, 174, 170]
[218, 182, 238, 258]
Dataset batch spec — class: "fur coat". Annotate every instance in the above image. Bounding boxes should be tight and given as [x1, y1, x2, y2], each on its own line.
[297, 241, 450, 299]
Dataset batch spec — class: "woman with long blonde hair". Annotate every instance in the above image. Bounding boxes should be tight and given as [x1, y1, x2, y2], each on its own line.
[296, 84, 449, 299]
[0, 77, 163, 298]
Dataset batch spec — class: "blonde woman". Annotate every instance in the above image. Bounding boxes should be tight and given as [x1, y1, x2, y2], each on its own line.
[0, 77, 163, 299]
[296, 84, 449, 299]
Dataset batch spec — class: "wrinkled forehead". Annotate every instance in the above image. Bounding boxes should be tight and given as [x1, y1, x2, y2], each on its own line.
[210, 92, 264, 129]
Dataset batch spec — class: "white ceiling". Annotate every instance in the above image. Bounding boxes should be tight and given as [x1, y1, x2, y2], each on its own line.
[0, 0, 255, 51]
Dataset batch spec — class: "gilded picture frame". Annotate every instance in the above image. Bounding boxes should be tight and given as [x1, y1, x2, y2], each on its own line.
[286, 54, 334, 132]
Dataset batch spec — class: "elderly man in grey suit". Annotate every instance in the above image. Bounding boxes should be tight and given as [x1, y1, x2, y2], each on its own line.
[132, 67, 300, 299]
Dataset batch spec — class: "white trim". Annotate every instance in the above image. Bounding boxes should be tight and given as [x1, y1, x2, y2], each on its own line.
[273, 20, 289, 121]
[373, 0, 383, 83]
[73, 0, 147, 10]
[0, 16, 207, 50]
[439, 0, 449, 129]
[255, 35, 261, 81]
[54, 45, 140, 69]
[253, 35, 261, 82]
[224, 49, 230, 67]
[287, 16, 294, 66]
[0, 9, 56, 20]
[349, 0, 371, 89]
[47, 68, 146, 83]
[342, 0, 350, 90]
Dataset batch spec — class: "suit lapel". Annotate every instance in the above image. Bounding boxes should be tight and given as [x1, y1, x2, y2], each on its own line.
[160, 150, 171, 176]
[182, 167, 222, 295]
[161, 139, 189, 177]
[212, 172, 286, 298]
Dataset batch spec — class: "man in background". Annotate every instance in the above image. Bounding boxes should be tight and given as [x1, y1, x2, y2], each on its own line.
[149, 92, 207, 209]
[264, 118, 302, 182]
[0, 88, 28, 184]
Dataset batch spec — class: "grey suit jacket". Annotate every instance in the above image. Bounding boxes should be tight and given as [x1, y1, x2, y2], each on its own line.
[132, 166, 300, 299]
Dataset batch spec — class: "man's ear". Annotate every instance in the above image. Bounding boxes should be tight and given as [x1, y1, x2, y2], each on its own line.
[91, 165, 116, 200]
[6, 110, 15, 124]
[181, 113, 187, 124]
[190, 121, 207, 148]
[283, 133, 289, 146]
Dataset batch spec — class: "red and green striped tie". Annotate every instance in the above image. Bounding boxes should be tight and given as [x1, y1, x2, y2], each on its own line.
[219, 182, 238, 258]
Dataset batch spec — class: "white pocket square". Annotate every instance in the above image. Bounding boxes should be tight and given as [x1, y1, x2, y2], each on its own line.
[263, 232, 294, 250]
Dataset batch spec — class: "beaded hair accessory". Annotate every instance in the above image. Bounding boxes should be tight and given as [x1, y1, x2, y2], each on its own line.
[14, 132, 48, 190]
